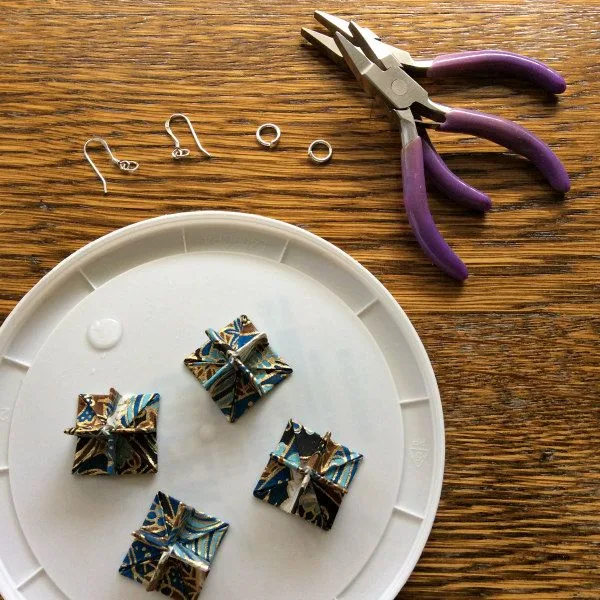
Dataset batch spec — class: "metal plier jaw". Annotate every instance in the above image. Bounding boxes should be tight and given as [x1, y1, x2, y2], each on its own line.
[334, 30, 445, 117]
[313, 10, 431, 72]
[303, 12, 570, 281]
[310, 10, 567, 92]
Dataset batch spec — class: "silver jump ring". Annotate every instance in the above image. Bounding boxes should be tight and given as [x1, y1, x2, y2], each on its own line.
[256, 123, 281, 148]
[171, 147, 191, 160]
[308, 139, 332, 164]
[117, 160, 139, 172]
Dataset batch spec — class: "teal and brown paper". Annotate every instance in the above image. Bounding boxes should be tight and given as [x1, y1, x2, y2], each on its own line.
[64, 388, 159, 475]
[184, 315, 292, 422]
[119, 491, 229, 600]
[253, 419, 363, 531]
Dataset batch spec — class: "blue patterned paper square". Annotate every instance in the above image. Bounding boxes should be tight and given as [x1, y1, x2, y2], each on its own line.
[184, 315, 292, 422]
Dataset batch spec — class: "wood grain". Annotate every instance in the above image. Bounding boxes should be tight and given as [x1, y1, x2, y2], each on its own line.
[0, 1, 598, 598]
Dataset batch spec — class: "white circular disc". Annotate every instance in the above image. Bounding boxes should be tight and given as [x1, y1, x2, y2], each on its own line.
[0, 211, 444, 600]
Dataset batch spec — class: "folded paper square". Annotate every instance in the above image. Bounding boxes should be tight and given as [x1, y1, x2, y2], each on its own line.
[253, 419, 363, 531]
[184, 314, 292, 422]
[64, 388, 159, 475]
[119, 491, 229, 600]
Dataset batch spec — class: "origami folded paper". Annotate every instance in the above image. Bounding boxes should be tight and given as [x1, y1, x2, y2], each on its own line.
[253, 419, 363, 531]
[64, 388, 159, 475]
[119, 491, 229, 600]
[184, 314, 292, 422]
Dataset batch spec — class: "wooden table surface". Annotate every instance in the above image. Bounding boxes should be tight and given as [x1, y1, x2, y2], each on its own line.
[0, 1, 598, 598]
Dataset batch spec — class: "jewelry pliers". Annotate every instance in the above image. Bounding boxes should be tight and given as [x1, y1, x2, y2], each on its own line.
[302, 11, 570, 281]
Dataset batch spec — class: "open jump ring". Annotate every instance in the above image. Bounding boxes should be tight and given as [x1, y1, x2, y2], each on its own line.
[256, 123, 281, 148]
[308, 139, 333, 164]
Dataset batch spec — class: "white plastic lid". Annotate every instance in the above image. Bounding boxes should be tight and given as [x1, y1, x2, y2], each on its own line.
[0, 211, 444, 600]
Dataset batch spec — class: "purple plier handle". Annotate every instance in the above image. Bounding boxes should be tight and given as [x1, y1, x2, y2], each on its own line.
[419, 128, 492, 212]
[440, 109, 570, 192]
[402, 135, 469, 281]
[402, 109, 569, 280]
[427, 50, 566, 95]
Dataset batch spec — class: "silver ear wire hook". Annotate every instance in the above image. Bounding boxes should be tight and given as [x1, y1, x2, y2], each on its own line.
[83, 137, 139, 194]
[165, 113, 212, 159]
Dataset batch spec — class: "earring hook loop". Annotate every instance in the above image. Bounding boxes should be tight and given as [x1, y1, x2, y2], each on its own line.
[83, 137, 139, 194]
[165, 113, 212, 159]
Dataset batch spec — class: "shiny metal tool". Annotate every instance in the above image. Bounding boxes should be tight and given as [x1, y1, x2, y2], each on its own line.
[302, 11, 570, 280]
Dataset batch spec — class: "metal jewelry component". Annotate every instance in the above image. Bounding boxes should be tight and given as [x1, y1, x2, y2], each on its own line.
[308, 139, 333, 164]
[165, 113, 212, 159]
[256, 123, 281, 148]
[83, 137, 139, 195]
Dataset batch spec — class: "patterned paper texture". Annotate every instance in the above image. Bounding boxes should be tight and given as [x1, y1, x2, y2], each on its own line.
[253, 419, 363, 531]
[120, 491, 229, 600]
[64, 388, 159, 475]
[184, 315, 292, 422]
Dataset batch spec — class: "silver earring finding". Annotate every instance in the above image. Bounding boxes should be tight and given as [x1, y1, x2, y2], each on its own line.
[83, 137, 139, 194]
[165, 113, 212, 159]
